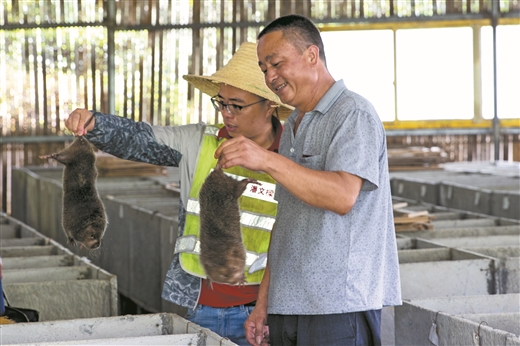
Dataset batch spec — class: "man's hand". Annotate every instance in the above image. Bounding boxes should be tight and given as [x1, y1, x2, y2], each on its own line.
[244, 305, 269, 346]
[214, 136, 271, 172]
[65, 108, 95, 136]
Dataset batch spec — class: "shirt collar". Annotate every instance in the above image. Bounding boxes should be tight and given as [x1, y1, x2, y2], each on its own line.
[217, 116, 283, 152]
[312, 79, 347, 115]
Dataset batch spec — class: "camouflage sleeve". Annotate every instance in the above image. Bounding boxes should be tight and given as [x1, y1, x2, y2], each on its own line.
[85, 112, 182, 167]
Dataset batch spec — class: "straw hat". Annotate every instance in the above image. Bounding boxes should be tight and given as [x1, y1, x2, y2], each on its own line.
[183, 42, 293, 120]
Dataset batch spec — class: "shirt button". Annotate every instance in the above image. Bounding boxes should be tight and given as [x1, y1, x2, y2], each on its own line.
[290, 148, 295, 153]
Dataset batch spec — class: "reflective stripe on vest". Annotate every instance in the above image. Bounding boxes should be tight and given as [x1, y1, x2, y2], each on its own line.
[187, 198, 276, 231]
[177, 124, 277, 284]
[175, 236, 268, 274]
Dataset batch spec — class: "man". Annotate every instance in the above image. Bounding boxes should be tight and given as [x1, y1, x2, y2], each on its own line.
[64, 42, 292, 345]
[215, 15, 401, 345]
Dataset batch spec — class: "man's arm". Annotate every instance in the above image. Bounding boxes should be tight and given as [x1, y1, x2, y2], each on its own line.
[64, 108, 182, 166]
[215, 136, 362, 215]
[244, 264, 270, 346]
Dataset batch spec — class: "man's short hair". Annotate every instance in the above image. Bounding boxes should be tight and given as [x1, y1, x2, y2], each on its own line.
[258, 14, 327, 65]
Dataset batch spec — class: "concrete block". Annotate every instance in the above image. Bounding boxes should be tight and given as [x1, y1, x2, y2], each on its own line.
[0, 220, 18, 238]
[5, 280, 116, 321]
[11, 167, 44, 226]
[491, 190, 520, 220]
[459, 313, 520, 336]
[21, 334, 205, 345]
[396, 237, 444, 251]
[86, 196, 181, 314]
[395, 294, 520, 346]
[439, 182, 492, 215]
[397, 224, 520, 240]
[432, 218, 497, 229]
[391, 178, 439, 205]
[0, 213, 118, 321]
[471, 246, 520, 259]
[10, 167, 28, 222]
[390, 166, 520, 220]
[428, 210, 470, 221]
[38, 176, 66, 244]
[10, 166, 185, 314]
[4, 266, 94, 283]
[0, 237, 46, 247]
[0, 313, 237, 345]
[2, 255, 75, 269]
[398, 248, 497, 299]
[0, 245, 56, 257]
[468, 247, 520, 294]
[426, 235, 520, 248]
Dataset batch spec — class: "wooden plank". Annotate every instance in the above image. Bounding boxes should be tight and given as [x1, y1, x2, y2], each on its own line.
[239, 0, 246, 44]
[83, 42, 89, 111]
[295, 0, 304, 15]
[191, 0, 202, 122]
[123, 39, 129, 119]
[95, 153, 166, 177]
[393, 215, 430, 224]
[148, 30, 155, 124]
[32, 36, 40, 135]
[394, 208, 429, 218]
[130, 37, 136, 122]
[389, 165, 443, 172]
[513, 138, 520, 162]
[97, 168, 165, 178]
[395, 222, 434, 232]
[392, 202, 408, 210]
[157, 30, 164, 124]
[42, 46, 49, 135]
[139, 44, 145, 122]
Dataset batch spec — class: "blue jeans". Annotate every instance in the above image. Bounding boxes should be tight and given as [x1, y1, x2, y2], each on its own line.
[185, 304, 254, 346]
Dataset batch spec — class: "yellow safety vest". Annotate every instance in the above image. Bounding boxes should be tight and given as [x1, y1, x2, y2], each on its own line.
[175, 125, 278, 284]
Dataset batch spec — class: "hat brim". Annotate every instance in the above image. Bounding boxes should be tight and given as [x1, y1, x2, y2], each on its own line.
[183, 75, 293, 121]
[183, 42, 294, 121]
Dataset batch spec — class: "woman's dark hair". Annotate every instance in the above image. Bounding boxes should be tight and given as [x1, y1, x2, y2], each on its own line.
[258, 14, 326, 65]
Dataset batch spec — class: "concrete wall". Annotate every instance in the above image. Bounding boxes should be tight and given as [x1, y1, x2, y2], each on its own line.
[467, 246, 520, 294]
[94, 196, 181, 314]
[10, 167, 184, 315]
[398, 248, 498, 299]
[10, 166, 520, 345]
[0, 313, 237, 345]
[395, 294, 520, 345]
[390, 169, 520, 220]
[1, 213, 118, 321]
[384, 236, 519, 345]
[397, 224, 520, 240]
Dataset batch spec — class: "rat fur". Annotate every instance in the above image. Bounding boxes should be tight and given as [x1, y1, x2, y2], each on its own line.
[40, 137, 107, 249]
[198, 167, 259, 286]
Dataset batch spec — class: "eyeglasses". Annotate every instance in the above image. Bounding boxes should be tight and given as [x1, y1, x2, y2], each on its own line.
[211, 95, 266, 116]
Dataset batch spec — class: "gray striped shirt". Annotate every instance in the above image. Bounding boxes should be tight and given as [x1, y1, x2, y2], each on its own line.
[268, 80, 402, 314]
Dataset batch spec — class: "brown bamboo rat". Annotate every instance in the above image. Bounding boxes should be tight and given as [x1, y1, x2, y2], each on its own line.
[40, 136, 107, 250]
[198, 166, 260, 286]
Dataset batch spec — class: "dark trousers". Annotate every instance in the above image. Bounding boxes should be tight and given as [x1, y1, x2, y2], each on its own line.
[267, 310, 381, 346]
